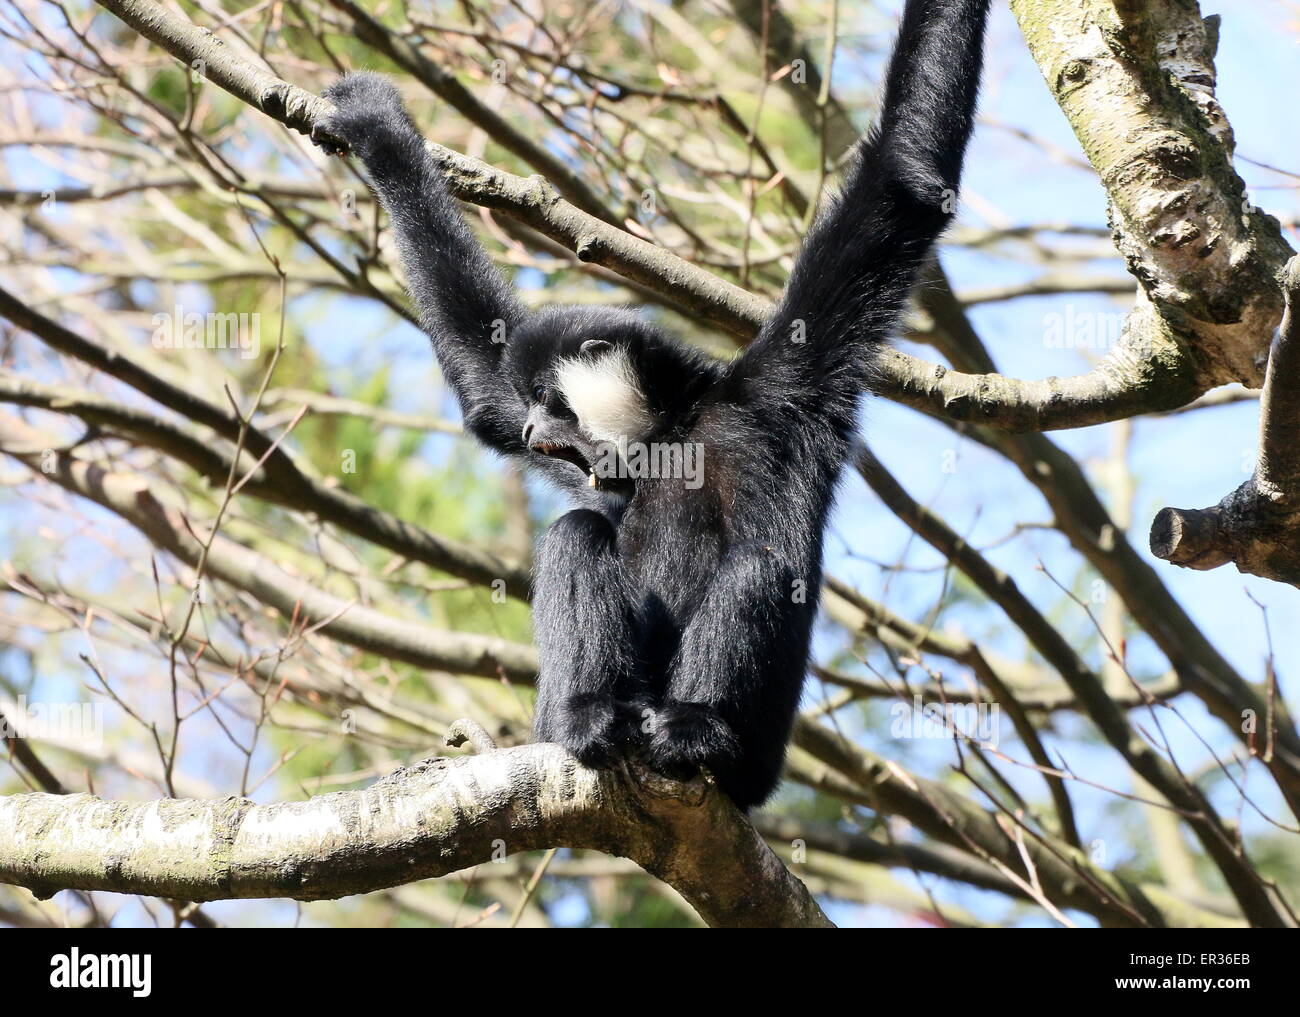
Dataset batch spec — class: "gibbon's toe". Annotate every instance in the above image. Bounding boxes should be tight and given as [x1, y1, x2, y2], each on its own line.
[645, 700, 741, 782]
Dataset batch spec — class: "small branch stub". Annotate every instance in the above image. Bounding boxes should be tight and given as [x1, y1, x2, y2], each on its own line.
[1149, 505, 1231, 570]
[445, 717, 498, 754]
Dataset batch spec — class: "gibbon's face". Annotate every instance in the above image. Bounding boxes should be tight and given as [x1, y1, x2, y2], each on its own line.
[510, 331, 655, 492]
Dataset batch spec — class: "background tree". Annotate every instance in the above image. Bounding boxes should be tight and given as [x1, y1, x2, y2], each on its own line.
[0, 0, 1297, 928]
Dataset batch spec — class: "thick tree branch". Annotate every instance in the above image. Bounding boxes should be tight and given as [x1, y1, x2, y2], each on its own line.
[878, 311, 1200, 430]
[0, 700, 220, 928]
[1010, 0, 1294, 388]
[90, 0, 765, 339]
[0, 739, 832, 928]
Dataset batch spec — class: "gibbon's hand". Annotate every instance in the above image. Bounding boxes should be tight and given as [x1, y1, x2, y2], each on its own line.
[313, 72, 419, 161]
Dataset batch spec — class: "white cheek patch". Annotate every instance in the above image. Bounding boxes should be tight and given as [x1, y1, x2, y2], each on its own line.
[554, 345, 655, 443]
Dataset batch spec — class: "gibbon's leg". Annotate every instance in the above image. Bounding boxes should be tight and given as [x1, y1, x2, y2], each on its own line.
[531, 509, 649, 766]
[651, 543, 810, 810]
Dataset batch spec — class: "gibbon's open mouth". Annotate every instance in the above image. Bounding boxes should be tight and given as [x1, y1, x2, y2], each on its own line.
[530, 440, 590, 471]
[530, 441, 606, 488]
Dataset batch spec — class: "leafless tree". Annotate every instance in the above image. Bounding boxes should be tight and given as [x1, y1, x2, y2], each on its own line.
[0, 0, 1297, 928]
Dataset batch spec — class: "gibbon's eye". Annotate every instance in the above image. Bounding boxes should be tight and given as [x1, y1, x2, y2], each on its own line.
[531, 385, 547, 403]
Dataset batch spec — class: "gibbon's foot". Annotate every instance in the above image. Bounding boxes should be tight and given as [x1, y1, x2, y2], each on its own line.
[313, 72, 416, 159]
[537, 692, 648, 769]
[644, 700, 741, 783]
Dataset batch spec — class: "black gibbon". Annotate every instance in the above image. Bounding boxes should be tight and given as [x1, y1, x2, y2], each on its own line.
[313, 0, 990, 809]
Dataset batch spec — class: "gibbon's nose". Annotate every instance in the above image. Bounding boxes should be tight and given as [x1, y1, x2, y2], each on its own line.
[522, 403, 549, 451]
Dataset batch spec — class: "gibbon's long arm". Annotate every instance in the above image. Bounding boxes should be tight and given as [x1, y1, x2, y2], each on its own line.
[731, 0, 991, 415]
[317, 74, 530, 453]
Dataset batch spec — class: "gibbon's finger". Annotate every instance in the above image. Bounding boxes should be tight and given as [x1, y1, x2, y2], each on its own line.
[309, 121, 349, 157]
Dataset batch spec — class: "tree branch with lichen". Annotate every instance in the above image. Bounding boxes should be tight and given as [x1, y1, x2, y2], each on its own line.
[0, 737, 832, 928]
[1010, 0, 1293, 388]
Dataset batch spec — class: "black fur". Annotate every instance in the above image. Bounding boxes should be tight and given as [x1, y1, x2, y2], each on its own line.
[315, 0, 990, 809]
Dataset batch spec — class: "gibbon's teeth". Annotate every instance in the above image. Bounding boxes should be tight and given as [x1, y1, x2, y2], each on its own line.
[587, 473, 597, 488]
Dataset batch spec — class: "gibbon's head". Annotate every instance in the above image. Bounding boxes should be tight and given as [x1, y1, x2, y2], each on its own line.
[503, 306, 716, 492]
